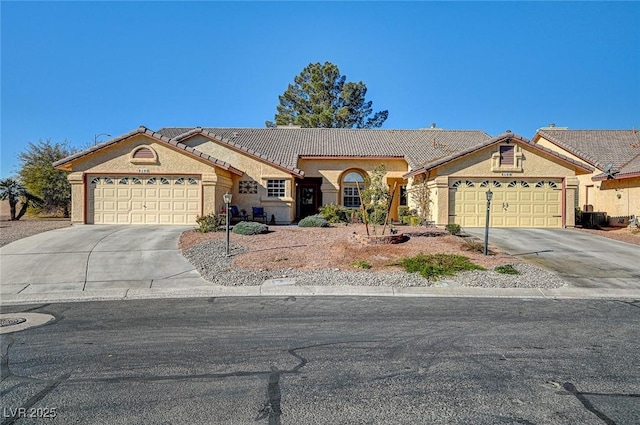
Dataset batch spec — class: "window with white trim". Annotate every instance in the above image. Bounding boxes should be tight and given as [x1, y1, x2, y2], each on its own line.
[342, 171, 365, 208]
[267, 180, 286, 197]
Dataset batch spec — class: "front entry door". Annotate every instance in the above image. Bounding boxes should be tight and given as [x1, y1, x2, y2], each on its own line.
[299, 185, 318, 218]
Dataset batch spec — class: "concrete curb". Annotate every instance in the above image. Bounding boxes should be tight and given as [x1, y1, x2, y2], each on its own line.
[1, 285, 638, 306]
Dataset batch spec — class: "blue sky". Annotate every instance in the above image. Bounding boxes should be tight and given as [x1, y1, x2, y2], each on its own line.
[1, 1, 638, 178]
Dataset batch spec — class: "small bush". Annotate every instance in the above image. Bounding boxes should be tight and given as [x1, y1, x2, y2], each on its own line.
[398, 206, 411, 218]
[319, 203, 351, 223]
[462, 238, 485, 253]
[495, 264, 520, 275]
[445, 223, 461, 235]
[352, 260, 372, 270]
[195, 213, 224, 233]
[390, 253, 484, 281]
[409, 216, 420, 226]
[232, 221, 269, 235]
[298, 214, 329, 227]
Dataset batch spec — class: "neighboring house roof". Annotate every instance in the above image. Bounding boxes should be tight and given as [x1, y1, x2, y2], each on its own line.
[404, 132, 595, 178]
[53, 126, 244, 175]
[157, 127, 492, 172]
[534, 129, 640, 180]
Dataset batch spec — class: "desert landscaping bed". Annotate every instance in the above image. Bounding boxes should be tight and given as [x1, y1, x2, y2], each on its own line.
[572, 226, 640, 246]
[180, 224, 568, 289]
[0, 218, 71, 247]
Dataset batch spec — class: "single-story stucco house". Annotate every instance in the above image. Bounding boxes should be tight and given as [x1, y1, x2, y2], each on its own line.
[53, 125, 638, 228]
[532, 127, 640, 225]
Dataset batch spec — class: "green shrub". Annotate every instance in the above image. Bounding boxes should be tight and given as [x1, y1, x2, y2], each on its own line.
[401, 216, 411, 225]
[319, 203, 351, 223]
[365, 206, 387, 225]
[398, 206, 411, 218]
[445, 223, 461, 235]
[232, 221, 269, 235]
[195, 213, 224, 233]
[495, 264, 520, 275]
[298, 214, 330, 227]
[390, 253, 484, 281]
[352, 260, 372, 270]
[462, 238, 484, 253]
[409, 216, 420, 226]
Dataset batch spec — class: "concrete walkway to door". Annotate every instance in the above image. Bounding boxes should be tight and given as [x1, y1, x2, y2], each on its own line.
[463, 228, 640, 289]
[1, 225, 208, 295]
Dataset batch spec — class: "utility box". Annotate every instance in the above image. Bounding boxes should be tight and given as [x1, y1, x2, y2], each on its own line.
[581, 212, 607, 228]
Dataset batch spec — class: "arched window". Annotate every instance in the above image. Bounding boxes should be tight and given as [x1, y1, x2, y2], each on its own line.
[342, 171, 365, 208]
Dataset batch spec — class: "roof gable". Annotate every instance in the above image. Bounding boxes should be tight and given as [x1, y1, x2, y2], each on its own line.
[404, 132, 594, 178]
[53, 126, 243, 175]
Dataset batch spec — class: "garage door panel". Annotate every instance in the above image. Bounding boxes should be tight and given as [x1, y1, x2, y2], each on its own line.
[449, 178, 562, 228]
[519, 192, 532, 202]
[519, 204, 532, 214]
[89, 175, 201, 225]
[463, 204, 478, 214]
[505, 192, 518, 202]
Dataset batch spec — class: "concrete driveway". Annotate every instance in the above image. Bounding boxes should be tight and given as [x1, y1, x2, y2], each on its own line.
[463, 228, 640, 289]
[0, 225, 208, 295]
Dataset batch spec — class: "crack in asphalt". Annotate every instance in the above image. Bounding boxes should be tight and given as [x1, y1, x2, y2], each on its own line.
[562, 382, 618, 425]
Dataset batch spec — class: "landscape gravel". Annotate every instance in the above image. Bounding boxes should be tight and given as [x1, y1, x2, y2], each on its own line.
[0, 219, 71, 247]
[183, 240, 568, 289]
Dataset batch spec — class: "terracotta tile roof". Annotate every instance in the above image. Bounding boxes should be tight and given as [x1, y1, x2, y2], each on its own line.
[536, 129, 640, 168]
[53, 126, 243, 175]
[404, 132, 595, 178]
[157, 127, 492, 172]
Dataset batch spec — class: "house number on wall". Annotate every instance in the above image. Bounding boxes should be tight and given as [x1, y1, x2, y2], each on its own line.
[138, 168, 150, 173]
[501, 172, 512, 177]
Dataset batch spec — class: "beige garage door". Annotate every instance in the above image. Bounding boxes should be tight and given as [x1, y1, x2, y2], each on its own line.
[449, 178, 562, 228]
[88, 176, 200, 225]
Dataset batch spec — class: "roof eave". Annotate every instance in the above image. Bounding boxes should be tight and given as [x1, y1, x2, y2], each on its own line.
[53, 126, 245, 175]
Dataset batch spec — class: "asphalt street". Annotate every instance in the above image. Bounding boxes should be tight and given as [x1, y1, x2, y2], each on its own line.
[1, 297, 639, 424]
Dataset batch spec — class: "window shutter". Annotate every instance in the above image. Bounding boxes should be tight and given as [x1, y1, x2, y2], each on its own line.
[133, 147, 154, 159]
[499, 145, 515, 166]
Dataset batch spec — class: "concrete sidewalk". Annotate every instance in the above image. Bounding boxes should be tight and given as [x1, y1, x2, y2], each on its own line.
[2, 279, 639, 305]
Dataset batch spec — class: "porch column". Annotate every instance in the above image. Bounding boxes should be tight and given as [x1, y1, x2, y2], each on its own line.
[434, 176, 449, 227]
[564, 177, 579, 228]
[68, 172, 84, 224]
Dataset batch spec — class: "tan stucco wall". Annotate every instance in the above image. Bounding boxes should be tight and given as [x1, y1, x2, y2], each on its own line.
[535, 136, 640, 218]
[298, 157, 409, 219]
[184, 135, 295, 223]
[63, 134, 231, 223]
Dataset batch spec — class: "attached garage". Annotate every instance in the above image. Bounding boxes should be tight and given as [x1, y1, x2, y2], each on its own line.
[449, 178, 563, 228]
[87, 175, 201, 225]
